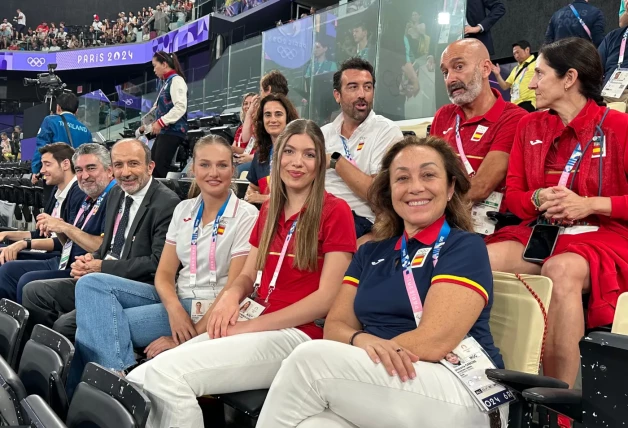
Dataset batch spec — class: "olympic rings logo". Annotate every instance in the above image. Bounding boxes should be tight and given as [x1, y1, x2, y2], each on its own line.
[27, 57, 46, 67]
[121, 98, 135, 106]
[277, 46, 296, 60]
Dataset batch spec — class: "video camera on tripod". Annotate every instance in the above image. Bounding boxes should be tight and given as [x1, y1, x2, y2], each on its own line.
[23, 63, 66, 93]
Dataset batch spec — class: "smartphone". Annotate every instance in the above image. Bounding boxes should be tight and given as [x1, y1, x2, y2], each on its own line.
[523, 225, 562, 263]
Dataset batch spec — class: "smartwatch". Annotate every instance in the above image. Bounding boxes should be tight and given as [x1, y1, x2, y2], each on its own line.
[329, 152, 342, 169]
[23, 238, 31, 250]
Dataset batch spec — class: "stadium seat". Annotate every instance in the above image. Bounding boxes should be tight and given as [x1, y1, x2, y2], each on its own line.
[66, 363, 151, 428]
[0, 349, 28, 425]
[21, 394, 67, 428]
[0, 299, 29, 369]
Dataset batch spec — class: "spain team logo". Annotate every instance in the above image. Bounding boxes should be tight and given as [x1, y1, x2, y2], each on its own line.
[217, 223, 226, 235]
[592, 136, 606, 159]
[471, 125, 488, 142]
[357, 138, 365, 151]
[411, 247, 432, 269]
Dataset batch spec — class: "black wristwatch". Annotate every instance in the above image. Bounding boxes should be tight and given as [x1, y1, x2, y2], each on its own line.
[329, 152, 342, 169]
[23, 238, 31, 250]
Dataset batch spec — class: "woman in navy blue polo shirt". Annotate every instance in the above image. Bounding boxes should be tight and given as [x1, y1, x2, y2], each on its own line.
[257, 136, 506, 428]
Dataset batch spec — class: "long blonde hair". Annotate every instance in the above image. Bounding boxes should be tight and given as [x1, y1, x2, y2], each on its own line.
[255, 119, 326, 272]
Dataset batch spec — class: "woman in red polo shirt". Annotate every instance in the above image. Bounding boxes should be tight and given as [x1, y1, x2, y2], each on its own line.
[137, 119, 356, 428]
[256, 136, 506, 428]
[245, 93, 299, 204]
[486, 37, 628, 387]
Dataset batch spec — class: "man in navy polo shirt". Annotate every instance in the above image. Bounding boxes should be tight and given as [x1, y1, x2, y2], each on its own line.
[0, 143, 114, 303]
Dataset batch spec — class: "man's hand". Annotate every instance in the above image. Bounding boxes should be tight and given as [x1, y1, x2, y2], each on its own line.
[144, 336, 177, 359]
[70, 253, 102, 278]
[31, 174, 39, 185]
[0, 240, 26, 265]
[36, 214, 67, 236]
[464, 25, 481, 35]
[491, 63, 500, 75]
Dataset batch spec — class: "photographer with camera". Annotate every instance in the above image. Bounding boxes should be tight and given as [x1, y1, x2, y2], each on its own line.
[33, 93, 92, 183]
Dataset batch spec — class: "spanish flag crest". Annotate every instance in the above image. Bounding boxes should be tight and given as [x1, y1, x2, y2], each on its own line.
[411, 247, 432, 269]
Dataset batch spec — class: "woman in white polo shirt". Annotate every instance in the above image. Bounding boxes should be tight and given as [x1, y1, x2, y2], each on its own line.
[68, 135, 259, 389]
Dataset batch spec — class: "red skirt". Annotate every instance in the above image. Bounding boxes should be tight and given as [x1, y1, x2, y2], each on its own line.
[486, 224, 628, 328]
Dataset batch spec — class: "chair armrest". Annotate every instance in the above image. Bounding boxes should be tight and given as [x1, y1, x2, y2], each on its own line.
[485, 369, 569, 394]
[48, 371, 69, 421]
[522, 387, 583, 422]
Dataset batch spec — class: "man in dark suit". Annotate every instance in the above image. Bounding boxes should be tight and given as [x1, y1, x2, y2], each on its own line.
[22, 139, 180, 341]
[465, 0, 505, 56]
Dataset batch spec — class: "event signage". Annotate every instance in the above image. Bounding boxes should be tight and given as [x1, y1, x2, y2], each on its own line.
[0, 16, 209, 72]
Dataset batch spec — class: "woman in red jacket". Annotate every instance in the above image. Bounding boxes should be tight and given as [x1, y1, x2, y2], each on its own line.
[486, 37, 628, 387]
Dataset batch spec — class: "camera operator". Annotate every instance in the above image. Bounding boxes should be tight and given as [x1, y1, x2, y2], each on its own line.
[14, 9, 25, 40]
[33, 93, 92, 183]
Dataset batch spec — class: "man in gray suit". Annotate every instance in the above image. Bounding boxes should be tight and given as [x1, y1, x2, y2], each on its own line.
[22, 139, 180, 341]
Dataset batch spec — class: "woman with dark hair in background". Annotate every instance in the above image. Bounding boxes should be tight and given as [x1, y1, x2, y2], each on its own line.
[145, 51, 189, 178]
[486, 37, 628, 387]
[257, 136, 505, 427]
[244, 93, 299, 205]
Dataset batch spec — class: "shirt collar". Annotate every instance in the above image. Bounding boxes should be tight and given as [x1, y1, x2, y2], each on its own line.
[190, 190, 240, 219]
[54, 175, 77, 200]
[453, 88, 506, 125]
[563, 99, 603, 143]
[332, 110, 376, 137]
[163, 70, 177, 80]
[394, 215, 446, 250]
[519, 54, 535, 69]
[124, 177, 152, 201]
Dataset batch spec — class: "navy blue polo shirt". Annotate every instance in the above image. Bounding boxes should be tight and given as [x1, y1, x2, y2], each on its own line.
[344, 216, 504, 369]
[246, 152, 271, 195]
[599, 26, 628, 85]
[63, 185, 112, 263]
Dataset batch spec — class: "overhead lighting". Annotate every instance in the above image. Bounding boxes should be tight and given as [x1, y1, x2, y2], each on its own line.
[438, 12, 451, 25]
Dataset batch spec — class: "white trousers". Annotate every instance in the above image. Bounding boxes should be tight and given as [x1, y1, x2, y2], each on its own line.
[256, 340, 507, 428]
[126, 328, 310, 428]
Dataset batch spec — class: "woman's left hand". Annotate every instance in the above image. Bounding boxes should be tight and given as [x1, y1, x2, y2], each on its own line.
[542, 186, 593, 221]
[144, 336, 177, 359]
[151, 121, 162, 135]
[226, 319, 259, 337]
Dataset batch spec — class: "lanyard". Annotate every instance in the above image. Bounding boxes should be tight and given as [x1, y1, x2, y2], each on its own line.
[189, 193, 231, 291]
[558, 143, 583, 187]
[339, 136, 354, 162]
[52, 200, 60, 219]
[454, 115, 476, 177]
[400, 220, 451, 326]
[257, 219, 298, 303]
[569, 4, 592, 40]
[618, 28, 628, 69]
[72, 180, 116, 230]
[243, 136, 256, 155]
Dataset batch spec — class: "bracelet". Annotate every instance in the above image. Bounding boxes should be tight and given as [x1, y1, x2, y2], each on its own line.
[531, 188, 543, 210]
[349, 330, 365, 346]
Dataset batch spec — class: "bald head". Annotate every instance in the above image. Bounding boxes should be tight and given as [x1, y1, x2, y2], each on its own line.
[440, 39, 493, 106]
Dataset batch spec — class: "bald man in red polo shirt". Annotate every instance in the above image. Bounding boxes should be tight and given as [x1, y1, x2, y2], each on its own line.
[432, 39, 527, 234]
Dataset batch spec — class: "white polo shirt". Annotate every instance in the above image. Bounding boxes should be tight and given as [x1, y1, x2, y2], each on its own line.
[165, 191, 259, 300]
[322, 110, 403, 222]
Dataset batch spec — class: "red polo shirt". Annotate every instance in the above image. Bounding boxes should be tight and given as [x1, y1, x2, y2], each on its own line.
[431, 89, 527, 182]
[249, 192, 357, 339]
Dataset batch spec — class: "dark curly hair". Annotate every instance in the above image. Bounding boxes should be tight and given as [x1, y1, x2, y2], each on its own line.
[254, 93, 299, 164]
[368, 136, 473, 240]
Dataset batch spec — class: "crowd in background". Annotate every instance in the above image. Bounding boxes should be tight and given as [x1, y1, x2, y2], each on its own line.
[0, 1, 193, 51]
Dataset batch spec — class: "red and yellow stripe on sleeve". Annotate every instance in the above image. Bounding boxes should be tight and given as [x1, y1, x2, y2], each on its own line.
[342, 276, 359, 287]
[431, 275, 489, 305]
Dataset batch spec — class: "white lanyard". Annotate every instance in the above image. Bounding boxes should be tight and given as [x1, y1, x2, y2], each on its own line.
[454, 115, 476, 177]
[189, 194, 230, 293]
[255, 219, 297, 303]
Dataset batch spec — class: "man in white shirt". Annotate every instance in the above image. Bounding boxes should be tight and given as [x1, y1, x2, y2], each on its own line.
[92, 15, 103, 32]
[22, 139, 180, 341]
[323, 57, 403, 244]
[15, 9, 26, 39]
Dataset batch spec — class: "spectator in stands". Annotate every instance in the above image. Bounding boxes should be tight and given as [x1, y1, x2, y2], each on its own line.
[70, 135, 258, 390]
[15, 9, 26, 40]
[233, 92, 257, 176]
[11, 126, 21, 157]
[0, 133, 13, 161]
[144, 51, 188, 178]
[0, 21, 12, 49]
[598, 24, 628, 103]
[353, 23, 374, 63]
[485, 38, 628, 387]
[127, 119, 356, 428]
[0, 144, 114, 303]
[431, 39, 527, 234]
[464, 0, 505, 56]
[305, 40, 338, 79]
[491, 40, 537, 112]
[49, 39, 61, 51]
[245, 93, 298, 204]
[545, 0, 605, 48]
[35, 21, 49, 39]
[323, 58, 403, 243]
[260, 69, 290, 97]
[620, 0, 628, 27]
[257, 136, 506, 428]
[22, 139, 179, 342]
[33, 92, 92, 183]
